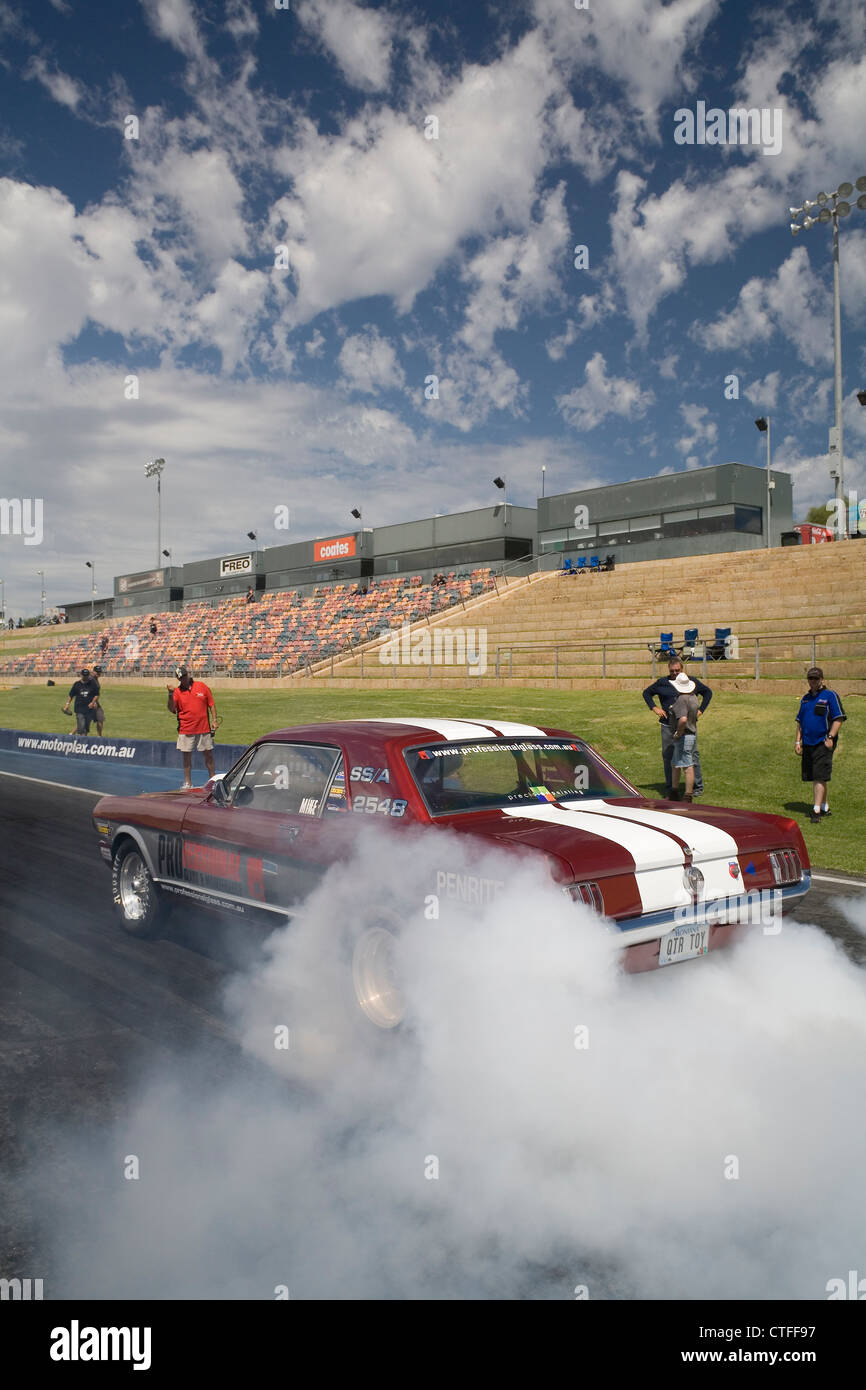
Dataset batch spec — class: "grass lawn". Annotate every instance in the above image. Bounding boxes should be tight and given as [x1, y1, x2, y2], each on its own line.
[0, 683, 861, 874]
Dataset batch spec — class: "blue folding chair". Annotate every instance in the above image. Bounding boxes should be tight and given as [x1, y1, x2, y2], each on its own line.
[589, 555, 600, 574]
[710, 626, 731, 660]
[659, 630, 676, 658]
[683, 627, 699, 658]
[576, 557, 588, 574]
[562, 557, 573, 573]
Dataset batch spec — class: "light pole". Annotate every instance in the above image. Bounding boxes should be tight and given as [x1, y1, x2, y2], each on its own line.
[85, 561, 96, 621]
[541, 465, 546, 498]
[790, 176, 866, 538]
[493, 476, 507, 530]
[37, 570, 45, 619]
[0, 576, 5, 623]
[144, 458, 166, 566]
[754, 418, 772, 547]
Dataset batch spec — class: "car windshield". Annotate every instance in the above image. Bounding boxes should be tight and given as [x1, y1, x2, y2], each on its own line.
[405, 738, 636, 815]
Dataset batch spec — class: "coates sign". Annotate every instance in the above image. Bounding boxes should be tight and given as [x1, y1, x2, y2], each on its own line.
[314, 535, 356, 563]
[219, 553, 253, 577]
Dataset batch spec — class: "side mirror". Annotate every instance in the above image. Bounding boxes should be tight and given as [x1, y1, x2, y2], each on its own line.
[234, 784, 254, 808]
[210, 777, 229, 805]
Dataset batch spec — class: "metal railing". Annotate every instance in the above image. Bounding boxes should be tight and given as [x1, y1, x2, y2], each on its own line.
[492, 630, 862, 682]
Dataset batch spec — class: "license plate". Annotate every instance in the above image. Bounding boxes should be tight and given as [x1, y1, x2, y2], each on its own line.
[658, 923, 709, 966]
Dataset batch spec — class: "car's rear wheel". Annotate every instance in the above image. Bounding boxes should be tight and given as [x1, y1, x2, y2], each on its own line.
[112, 840, 166, 939]
[351, 924, 405, 1030]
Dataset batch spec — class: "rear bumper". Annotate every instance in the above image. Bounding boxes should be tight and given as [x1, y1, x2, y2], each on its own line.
[611, 872, 811, 958]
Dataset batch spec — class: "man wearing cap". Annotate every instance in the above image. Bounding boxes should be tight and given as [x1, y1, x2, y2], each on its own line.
[63, 668, 101, 735]
[795, 667, 846, 825]
[166, 666, 217, 789]
[668, 672, 700, 802]
[643, 657, 712, 798]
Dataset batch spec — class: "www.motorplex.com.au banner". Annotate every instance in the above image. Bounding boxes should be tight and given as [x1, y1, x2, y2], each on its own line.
[0, 729, 247, 769]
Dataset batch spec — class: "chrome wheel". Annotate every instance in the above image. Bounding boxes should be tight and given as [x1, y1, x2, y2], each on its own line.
[118, 851, 152, 922]
[352, 927, 405, 1029]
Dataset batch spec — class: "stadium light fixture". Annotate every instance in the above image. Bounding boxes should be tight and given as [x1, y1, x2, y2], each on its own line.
[144, 458, 166, 566]
[85, 560, 96, 622]
[247, 531, 257, 542]
[754, 419, 772, 549]
[789, 177, 866, 537]
[350, 508, 361, 520]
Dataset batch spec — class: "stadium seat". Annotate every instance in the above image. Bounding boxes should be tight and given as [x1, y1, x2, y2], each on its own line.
[589, 555, 600, 574]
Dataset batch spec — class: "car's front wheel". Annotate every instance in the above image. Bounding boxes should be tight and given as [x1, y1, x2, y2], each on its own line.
[112, 840, 166, 939]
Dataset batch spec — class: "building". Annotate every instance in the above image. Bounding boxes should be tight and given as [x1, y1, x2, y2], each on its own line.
[63, 465, 793, 614]
[537, 462, 792, 567]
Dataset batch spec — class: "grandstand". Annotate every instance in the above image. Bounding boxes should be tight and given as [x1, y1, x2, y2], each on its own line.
[298, 542, 866, 695]
[4, 545, 864, 697]
[0, 571, 496, 680]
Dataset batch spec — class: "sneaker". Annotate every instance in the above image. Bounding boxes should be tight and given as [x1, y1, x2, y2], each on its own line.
[683, 793, 693, 803]
[809, 810, 821, 824]
[820, 808, 832, 817]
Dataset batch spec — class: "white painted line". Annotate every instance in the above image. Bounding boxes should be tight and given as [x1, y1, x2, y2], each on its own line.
[0, 768, 103, 796]
[811, 871, 866, 889]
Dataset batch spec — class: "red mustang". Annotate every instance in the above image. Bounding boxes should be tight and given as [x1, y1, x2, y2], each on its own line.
[93, 717, 810, 1026]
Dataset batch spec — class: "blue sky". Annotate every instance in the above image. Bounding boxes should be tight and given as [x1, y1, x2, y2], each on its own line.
[1, 0, 865, 615]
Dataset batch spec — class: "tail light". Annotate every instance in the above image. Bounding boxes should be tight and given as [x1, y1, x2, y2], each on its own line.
[768, 849, 802, 885]
[566, 881, 604, 913]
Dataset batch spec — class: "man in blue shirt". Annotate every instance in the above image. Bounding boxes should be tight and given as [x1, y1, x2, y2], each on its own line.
[643, 656, 713, 798]
[795, 667, 845, 824]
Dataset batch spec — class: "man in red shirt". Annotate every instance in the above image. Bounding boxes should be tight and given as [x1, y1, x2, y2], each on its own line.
[166, 666, 218, 789]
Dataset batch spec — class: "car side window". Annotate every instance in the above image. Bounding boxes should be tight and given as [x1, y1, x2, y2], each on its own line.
[232, 743, 341, 815]
[323, 755, 349, 813]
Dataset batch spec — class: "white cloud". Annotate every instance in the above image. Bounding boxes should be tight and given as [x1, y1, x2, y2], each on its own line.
[459, 184, 569, 355]
[532, 0, 722, 134]
[296, 0, 396, 92]
[675, 403, 717, 457]
[693, 248, 832, 367]
[305, 329, 326, 357]
[140, 0, 206, 63]
[658, 353, 679, 380]
[425, 349, 527, 433]
[557, 352, 654, 431]
[338, 327, 405, 394]
[270, 29, 566, 323]
[744, 371, 781, 410]
[24, 56, 84, 109]
[545, 319, 578, 362]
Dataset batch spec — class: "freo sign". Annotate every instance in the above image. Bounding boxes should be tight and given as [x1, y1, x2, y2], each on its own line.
[314, 535, 357, 563]
[219, 553, 253, 577]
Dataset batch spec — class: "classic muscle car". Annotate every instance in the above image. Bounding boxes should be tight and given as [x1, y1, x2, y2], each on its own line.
[93, 716, 810, 1027]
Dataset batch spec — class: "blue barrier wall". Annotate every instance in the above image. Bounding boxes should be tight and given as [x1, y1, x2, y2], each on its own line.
[0, 728, 249, 795]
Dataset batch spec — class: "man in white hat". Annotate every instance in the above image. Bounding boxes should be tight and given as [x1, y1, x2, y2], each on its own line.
[669, 671, 700, 802]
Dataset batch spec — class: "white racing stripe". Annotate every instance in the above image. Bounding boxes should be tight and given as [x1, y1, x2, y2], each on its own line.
[563, 799, 740, 860]
[500, 802, 689, 913]
[465, 718, 549, 737]
[563, 799, 744, 903]
[371, 717, 548, 739]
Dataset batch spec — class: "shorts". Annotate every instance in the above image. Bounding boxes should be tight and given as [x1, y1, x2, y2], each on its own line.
[672, 732, 697, 768]
[177, 732, 214, 752]
[75, 712, 92, 734]
[801, 741, 834, 783]
[93, 705, 105, 724]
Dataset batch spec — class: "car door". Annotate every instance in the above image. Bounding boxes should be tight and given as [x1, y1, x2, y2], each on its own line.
[179, 741, 352, 920]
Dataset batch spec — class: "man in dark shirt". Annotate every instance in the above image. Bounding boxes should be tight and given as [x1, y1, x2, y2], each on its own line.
[795, 667, 846, 824]
[63, 668, 100, 735]
[643, 656, 713, 798]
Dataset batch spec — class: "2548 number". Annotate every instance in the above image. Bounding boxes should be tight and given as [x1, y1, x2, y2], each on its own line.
[351, 796, 407, 817]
